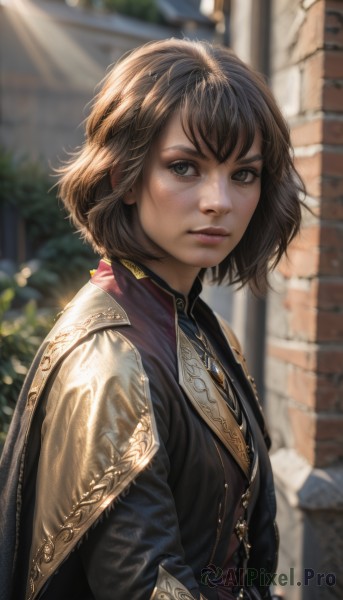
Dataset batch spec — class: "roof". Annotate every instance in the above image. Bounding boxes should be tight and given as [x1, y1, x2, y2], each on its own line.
[157, 0, 214, 26]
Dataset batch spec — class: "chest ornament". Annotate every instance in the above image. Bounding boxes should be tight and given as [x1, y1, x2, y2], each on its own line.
[177, 329, 250, 479]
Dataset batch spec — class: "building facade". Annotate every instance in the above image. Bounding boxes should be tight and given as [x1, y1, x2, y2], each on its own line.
[230, 1, 343, 598]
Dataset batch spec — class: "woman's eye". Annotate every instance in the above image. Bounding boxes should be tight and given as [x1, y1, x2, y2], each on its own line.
[169, 162, 195, 176]
[233, 169, 259, 183]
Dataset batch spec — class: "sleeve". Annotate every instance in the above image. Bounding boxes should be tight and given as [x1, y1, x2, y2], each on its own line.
[79, 429, 205, 600]
[27, 325, 208, 600]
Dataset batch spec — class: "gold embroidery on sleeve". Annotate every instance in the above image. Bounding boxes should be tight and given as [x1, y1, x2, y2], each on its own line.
[28, 412, 155, 600]
[150, 565, 198, 600]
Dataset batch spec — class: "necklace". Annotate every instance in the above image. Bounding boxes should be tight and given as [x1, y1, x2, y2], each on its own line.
[191, 328, 244, 428]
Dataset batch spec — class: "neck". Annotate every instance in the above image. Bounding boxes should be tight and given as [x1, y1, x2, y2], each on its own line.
[140, 259, 200, 296]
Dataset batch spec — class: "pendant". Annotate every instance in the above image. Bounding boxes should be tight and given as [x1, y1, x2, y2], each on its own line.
[208, 357, 225, 387]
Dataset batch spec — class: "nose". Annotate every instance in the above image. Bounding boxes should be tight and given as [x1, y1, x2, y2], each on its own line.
[199, 175, 232, 215]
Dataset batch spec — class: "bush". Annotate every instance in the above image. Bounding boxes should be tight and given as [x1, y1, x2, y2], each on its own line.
[0, 149, 97, 443]
[0, 148, 97, 305]
[102, 0, 163, 23]
[0, 287, 53, 447]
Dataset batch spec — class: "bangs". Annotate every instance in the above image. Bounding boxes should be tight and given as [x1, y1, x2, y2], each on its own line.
[179, 75, 258, 162]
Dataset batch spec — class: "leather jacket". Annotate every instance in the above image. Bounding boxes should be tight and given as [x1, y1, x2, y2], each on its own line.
[0, 259, 278, 600]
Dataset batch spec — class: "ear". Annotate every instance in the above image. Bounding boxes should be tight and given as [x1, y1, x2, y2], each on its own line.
[122, 187, 136, 205]
[110, 168, 136, 205]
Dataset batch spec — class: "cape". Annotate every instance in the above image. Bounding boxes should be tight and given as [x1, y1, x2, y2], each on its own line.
[0, 260, 277, 600]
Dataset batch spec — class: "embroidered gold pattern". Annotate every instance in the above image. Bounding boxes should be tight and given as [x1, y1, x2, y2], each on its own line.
[28, 412, 154, 600]
[26, 306, 127, 409]
[216, 317, 262, 405]
[120, 259, 148, 279]
[150, 566, 197, 600]
[178, 330, 250, 478]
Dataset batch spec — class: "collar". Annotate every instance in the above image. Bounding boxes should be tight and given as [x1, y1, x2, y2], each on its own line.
[117, 258, 202, 315]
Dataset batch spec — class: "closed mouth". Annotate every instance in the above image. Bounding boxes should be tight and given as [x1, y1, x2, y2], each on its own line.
[190, 228, 229, 236]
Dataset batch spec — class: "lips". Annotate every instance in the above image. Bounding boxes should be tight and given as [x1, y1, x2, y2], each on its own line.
[190, 227, 230, 236]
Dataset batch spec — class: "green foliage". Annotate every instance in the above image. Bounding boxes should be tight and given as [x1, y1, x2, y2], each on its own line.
[0, 288, 53, 446]
[0, 148, 97, 304]
[101, 0, 163, 23]
[0, 148, 98, 443]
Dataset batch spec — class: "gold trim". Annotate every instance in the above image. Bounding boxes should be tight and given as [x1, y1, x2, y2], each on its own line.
[120, 259, 148, 279]
[150, 565, 198, 599]
[177, 329, 250, 479]
[28, 411, 157, 600]
[216, 316, 262, 408]
[216, 315, 271, 452]
[26, 286, 129, 411]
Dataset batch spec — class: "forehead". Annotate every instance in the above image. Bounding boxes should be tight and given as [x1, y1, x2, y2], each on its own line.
[154, 110, 262, 159]
[155, 111, 189, 149]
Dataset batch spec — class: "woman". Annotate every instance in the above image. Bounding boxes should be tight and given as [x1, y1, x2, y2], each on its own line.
[0, 39, 304, 600]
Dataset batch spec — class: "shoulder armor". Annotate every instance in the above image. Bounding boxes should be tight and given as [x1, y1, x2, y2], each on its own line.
[26, 281, 130, 412]
[24, 283, 159, 599]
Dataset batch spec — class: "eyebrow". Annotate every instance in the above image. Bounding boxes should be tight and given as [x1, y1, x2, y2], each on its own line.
[161, 146, 264, 164]
[161, 145, 207, 159]
[237, 154, 263, 165]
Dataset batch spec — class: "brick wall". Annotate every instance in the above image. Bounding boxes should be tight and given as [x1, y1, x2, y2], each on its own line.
[265, 1, 343, 596]
[230, 2, 343, 596]
[266, 0, 343, 470]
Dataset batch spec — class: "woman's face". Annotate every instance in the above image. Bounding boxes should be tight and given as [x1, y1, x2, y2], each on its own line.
[125, 111, 263, 294]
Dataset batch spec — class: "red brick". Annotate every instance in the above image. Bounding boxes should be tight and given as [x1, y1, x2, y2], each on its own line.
[316, 310, 343, 342]
[319, 193, 343, 217]
[319, 246, 343, 276]
[289, 306, 317, 342]
[293, 1, 325, 61]
[267, 340, 318, 370]
[285, 244, 320, 278]
[268, 339, 343, 374]
[319, 224, 343, 248]
[325, 8, 343, 47]
[288, 365, 340, 412]
[299, 224, 321, 247]
[323, 82, 343, 112]
[294, 154, 322, 198]
[315, 278, 343, 309]
[285, 285, 315, 311]
[316, 414, 343, 440]
[288, 406, 316, 464]
[315, 373, 341, 410]
[314, 440, 343, 467]
[324, 49, 343, 78]
[316, 346, 343, 373]
[291, 118, 322, 146]
[326, 0, 343, 15]
[301, 52, 325, 112]
[322, 150, 343, 177]
[323, 119, 343, 145]
[288, 407, 343, 466]
[286, 279, 343, 341]
[288, 367, 317, 409]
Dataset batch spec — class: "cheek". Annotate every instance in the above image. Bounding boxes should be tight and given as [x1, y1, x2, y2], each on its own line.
[236, 198, 260, 234]
[240, 199, 259, 222]
[246, 189, 261, 217]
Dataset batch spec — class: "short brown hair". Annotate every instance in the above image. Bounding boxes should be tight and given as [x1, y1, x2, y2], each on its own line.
[58, 38, 305, 293]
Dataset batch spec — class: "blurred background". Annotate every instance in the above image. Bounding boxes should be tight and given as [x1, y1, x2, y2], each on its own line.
[0, 0, 342, 598]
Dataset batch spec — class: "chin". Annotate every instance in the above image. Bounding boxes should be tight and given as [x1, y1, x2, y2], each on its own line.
[197, 257, 228, 269]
